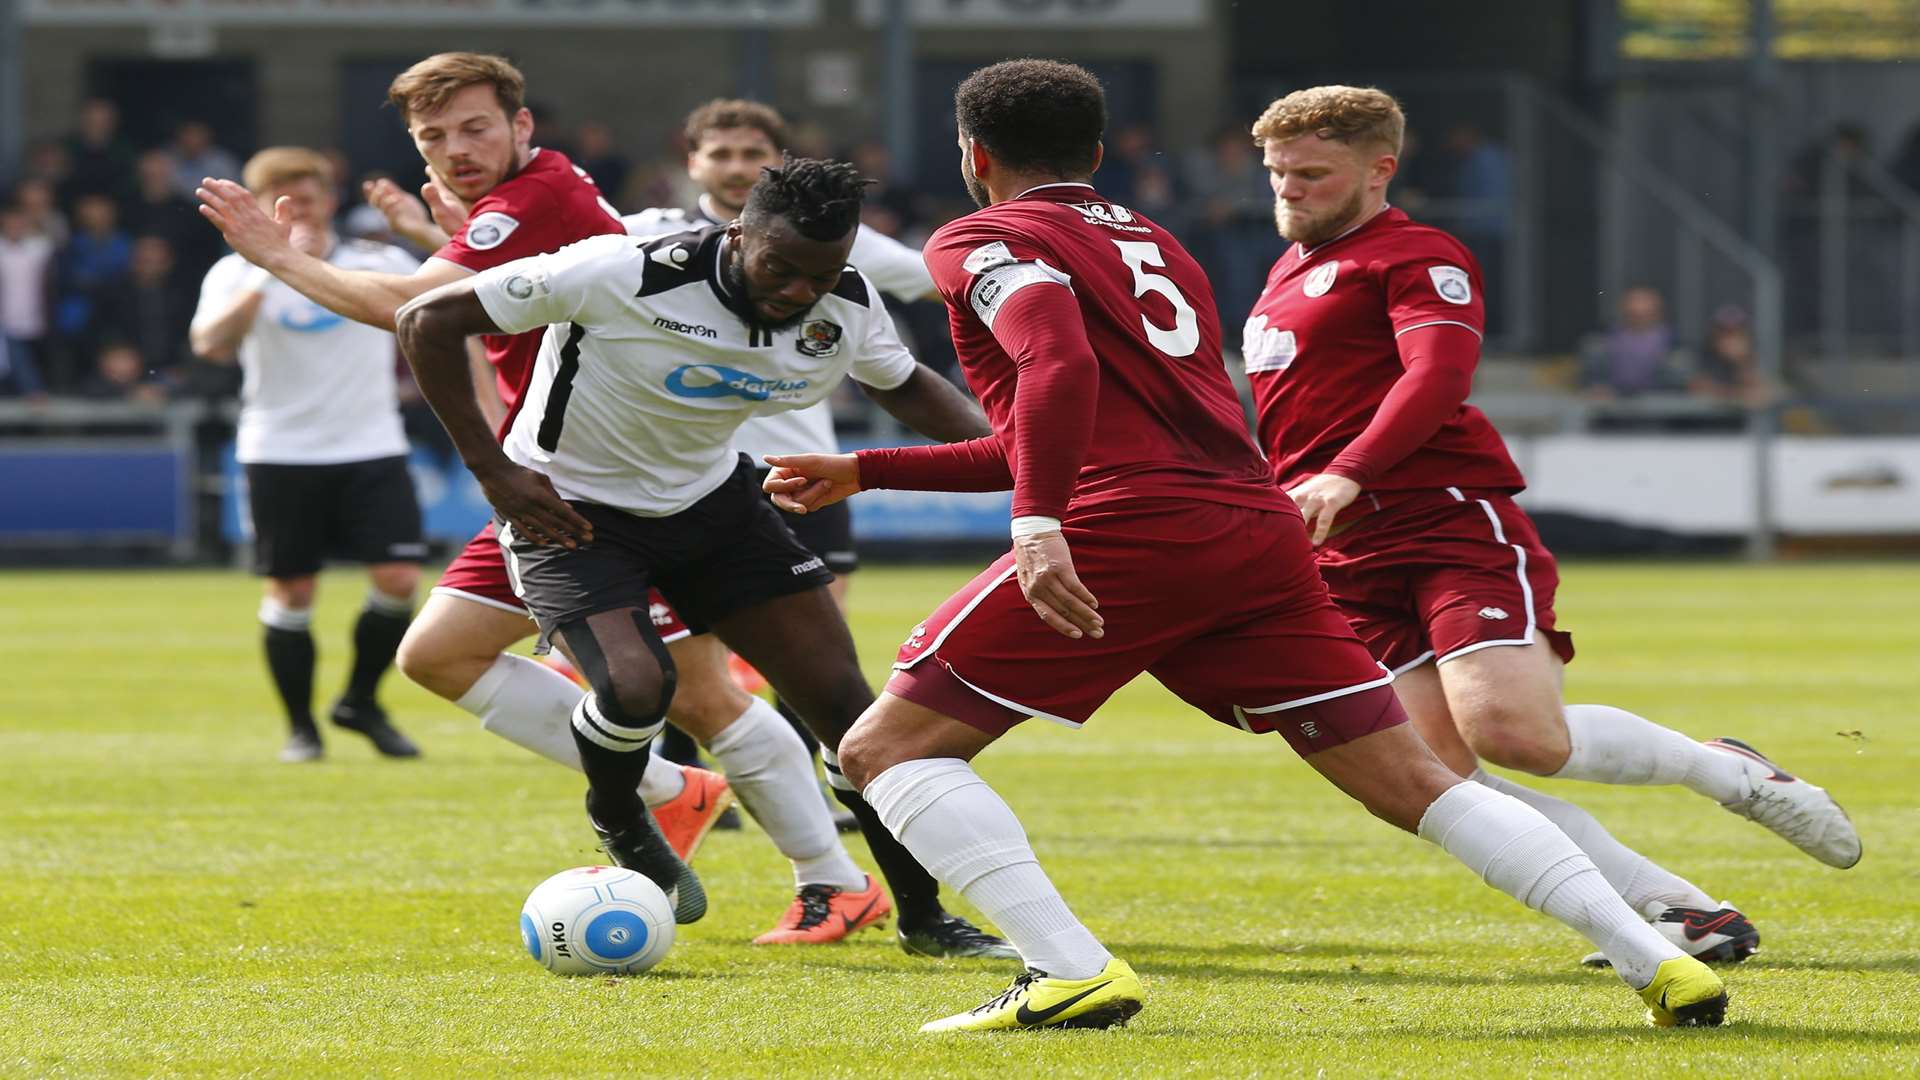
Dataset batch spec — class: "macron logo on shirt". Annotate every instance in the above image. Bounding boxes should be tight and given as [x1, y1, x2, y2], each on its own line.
[654, 316, 717, 339]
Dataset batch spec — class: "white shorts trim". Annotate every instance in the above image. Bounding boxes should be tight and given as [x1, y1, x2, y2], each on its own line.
[892, 561, 1019, 672]
[659, 628, 693, 645]
[1228, 662, 1395, 731]
[1436, 637, 1535, 664]
[947, 666, 1083, 730]
[1390, 649, 1437, 676]
[1445, 486, 1538, 644]
[429, 585, 531, 617]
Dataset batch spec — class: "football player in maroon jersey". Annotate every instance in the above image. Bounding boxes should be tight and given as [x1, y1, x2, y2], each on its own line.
[765, 60, 1727, 1033]
[1242, 87, 1858, 946]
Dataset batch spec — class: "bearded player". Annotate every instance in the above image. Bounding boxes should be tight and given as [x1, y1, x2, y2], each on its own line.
[1240, 85, 1859, 964]
[766, 59, 1728, 1032]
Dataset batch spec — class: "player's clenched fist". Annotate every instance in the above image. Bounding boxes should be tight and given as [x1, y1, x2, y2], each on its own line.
[763, 453, 862, 514]
[1014, 531, 1103, 641]
[1287, 472, 1362, 546]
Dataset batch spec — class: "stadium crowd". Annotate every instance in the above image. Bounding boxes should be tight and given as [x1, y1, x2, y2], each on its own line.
[1, 93, 1534, 415]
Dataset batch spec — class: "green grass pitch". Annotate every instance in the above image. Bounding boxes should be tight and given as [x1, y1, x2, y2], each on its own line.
[2, 560, 1916, 1077]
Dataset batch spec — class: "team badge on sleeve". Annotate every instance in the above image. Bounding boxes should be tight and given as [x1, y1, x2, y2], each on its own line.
[1428, 265, 1472, 305]
[797, 319, 844, 358]
[465, 211, 521, 251]
[503, 269, 550, 301]
[962, 241, 1018, 275]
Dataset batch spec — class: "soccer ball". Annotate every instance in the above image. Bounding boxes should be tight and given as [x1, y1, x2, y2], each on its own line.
[519, 866, 676, 976]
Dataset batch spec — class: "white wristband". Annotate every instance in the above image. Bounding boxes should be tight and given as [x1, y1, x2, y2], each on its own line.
[1010, 515, 1062, 539]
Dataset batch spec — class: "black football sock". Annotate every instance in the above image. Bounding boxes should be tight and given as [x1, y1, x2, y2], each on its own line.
[343, 591, 412, 704]
[833, 784, 944, 925]
[260, 599, 317, 736]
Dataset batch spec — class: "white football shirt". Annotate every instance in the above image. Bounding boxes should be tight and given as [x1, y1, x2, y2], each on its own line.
[622, 200, 936, 463]
[193, 238, 419, 465]
[471, 226, 915, 517]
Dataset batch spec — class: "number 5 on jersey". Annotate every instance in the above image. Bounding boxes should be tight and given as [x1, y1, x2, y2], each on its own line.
[1113, 240, 1199, 358]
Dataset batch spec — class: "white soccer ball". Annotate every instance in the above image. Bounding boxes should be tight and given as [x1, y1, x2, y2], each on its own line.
[519, 865, 676, 976]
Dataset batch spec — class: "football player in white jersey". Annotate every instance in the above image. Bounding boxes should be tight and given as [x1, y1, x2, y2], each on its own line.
[621, 104, 975, 897]
[395, 159, 1002, 943]
[190, 148, 426, 763]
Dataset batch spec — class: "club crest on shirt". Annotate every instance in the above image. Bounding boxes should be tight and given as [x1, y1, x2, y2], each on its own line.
[465, 211, 520, 251]
[796, 319, 843, 358]
[1303, 261, 1339, 298]
[1429, 265, 1472, 305]
[503, 269, 549, 301]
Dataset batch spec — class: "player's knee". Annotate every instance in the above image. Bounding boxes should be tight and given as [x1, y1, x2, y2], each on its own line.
[588, 647, 676, 732]
[1461, 703, 1568, 775]
[835, 722, 890, 791]
[267, 577, 316, 611]
[368, 563, 420, 600]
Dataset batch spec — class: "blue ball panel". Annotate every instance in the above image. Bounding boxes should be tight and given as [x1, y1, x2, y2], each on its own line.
[583, 910, 648, 961]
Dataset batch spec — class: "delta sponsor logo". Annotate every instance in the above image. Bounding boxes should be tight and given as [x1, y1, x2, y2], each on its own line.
[654, 315, 718, 339]
[664, 363, 809, 402]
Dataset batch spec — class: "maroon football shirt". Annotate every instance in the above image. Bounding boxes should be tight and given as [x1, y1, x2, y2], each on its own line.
[1243, 206, 1525, 494]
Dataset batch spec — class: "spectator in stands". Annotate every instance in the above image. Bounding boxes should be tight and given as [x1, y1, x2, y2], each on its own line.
[1892, 119, 1920, 194]
[14, 177, 70, 246]
[62, 98, 137, 209]
[1186, 124, 1285, 327]
[1444, 122, 1511, 295]
[0, 204, 54, 399]
[124, 149, 222, 285]
[575, 120, 631, 206]
[1100, 122, 1183, 231]
[52, 193, 133, 388]
[169, 120, 243, 197]
[1690, 305, 1773, 408]
[78, 339, 166, 404]
[101, 235, 196, 378]
[1580, 286, 1692, 400]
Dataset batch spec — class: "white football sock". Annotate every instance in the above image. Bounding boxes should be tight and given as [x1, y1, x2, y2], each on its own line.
[866, 757, 1110, 980]
[454, 653, 684, 806]
[1551, 704, 1748, 804]
[1472, 769, 1716, 918]
[1418, 780, 1684, 988]
[705, 698, 863, 890]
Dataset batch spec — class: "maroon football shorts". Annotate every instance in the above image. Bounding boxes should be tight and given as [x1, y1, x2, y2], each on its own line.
[885, 499, 1402, 758]
[1313, 487, 1575, 675]
[430, 522, 692, 642]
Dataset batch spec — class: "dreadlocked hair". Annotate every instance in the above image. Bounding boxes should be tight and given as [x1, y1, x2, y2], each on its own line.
[741, 155, 870, 242]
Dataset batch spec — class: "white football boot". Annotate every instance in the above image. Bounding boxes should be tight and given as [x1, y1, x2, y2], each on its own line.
[1706, 737, 1863, 869]
[1584, 903, 1759, 967]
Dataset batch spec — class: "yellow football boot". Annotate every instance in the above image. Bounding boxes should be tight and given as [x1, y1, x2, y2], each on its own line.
[1639, 955, 1729, 1027]
[920, 956, 1144, 1033]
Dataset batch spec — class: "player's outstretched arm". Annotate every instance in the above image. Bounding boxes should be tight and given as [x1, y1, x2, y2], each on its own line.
[197, 177, 466, 331]
[394, 282, 592, 548]
[763, 454, 863, 514]
[861, 364, 991, 443]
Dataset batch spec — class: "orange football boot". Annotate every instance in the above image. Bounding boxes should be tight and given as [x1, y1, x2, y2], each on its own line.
[752, 874, 892, 945]
[650, 766, 734, 861]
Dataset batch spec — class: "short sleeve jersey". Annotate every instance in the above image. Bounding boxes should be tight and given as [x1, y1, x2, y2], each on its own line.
[431, 148, 625, 429]
[923, 183, 1285, 515]
[1243, 207, 1524, 493]
[471, 226, 914, 516]
[623, 203, 936, 462]
[193, 239, 418, 465]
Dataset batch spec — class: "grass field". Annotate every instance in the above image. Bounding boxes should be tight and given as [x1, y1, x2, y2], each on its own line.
[2, 560, 1917, 1078]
